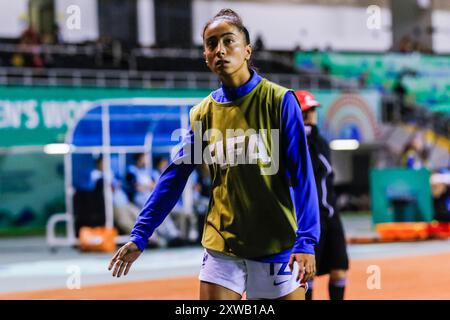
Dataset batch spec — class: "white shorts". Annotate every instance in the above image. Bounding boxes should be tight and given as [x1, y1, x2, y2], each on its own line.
[199, 249, 305, 299]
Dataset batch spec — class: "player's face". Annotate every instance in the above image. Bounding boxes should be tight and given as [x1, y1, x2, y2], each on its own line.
[203, 20, 252, 82]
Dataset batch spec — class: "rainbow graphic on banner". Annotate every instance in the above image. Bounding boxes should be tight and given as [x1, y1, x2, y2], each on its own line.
[314, 90, 382, 143]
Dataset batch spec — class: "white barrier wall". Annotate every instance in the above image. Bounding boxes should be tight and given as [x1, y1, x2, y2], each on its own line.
[0, 0, 28, 38]
[137, 0, 156, 47]
[193, 0, 392, 51]
[2, 1, 448, 53]
[432, 10, 450, 53]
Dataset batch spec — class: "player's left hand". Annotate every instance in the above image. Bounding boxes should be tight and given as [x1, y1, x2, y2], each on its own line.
[288, 253, 316, 283]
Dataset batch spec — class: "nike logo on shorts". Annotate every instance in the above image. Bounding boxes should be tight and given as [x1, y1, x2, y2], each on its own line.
[273, 279, 289, 286]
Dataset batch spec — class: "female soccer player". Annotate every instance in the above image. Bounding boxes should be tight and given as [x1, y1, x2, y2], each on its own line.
[108, 9, 320, 300]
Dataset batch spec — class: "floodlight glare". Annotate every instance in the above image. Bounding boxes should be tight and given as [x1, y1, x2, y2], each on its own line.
[43, 143, 71, 154]
[329, 139, 360, 151]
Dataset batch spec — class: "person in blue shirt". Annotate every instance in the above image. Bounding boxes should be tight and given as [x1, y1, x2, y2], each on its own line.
[125, 153, 155, 208]
[109, 8, 320, 300]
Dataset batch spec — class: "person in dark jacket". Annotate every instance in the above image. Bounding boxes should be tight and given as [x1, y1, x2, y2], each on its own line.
[295, 90, 349, 300]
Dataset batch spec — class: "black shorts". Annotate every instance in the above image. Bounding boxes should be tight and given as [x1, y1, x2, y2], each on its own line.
[315, 212, 349, 276]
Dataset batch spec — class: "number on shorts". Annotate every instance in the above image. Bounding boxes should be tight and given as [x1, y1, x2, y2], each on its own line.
[269, 262, 292, 276]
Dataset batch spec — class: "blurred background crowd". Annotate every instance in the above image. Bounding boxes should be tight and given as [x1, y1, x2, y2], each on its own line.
[0, 0, 448, 248]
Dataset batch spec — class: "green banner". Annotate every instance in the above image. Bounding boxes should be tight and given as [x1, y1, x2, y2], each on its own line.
[295, 51, 450, 111]
[0, 86, 210, 147]
[0, 153, 65, 232]
[0, 86, 382, 147]
[0, 86, 210, 234]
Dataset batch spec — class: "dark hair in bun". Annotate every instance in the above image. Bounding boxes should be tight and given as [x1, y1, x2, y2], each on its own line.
[202, 9, 251, 45]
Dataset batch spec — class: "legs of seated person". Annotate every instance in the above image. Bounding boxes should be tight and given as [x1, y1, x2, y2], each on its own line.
[155, 213, 183, 246]
[157, 214, 180, 239]
[171, 209, 188, 240]
[170, 206, 198, 242]
[176, 212, 198, 242]
[133, 192, 150, 209]
[149, 232, 166, 247]
[114, 203, 165, 248]
[113, 206, 135, 234]
[186, 213, 199, 242]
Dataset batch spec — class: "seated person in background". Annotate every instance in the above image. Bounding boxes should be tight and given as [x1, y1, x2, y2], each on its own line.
[90, 155, 105, 188]
[92, 155, 163, 248]
[72, 155, 106, 234]
[151, 156, 169, 182]
[400, 134, 429, 169]
[112, 178, 164, 248]
[127, 154, 186, 247]
[90, 155, 109, 221]
[126, 153, 155, 208]
[152, 156, 198, 245]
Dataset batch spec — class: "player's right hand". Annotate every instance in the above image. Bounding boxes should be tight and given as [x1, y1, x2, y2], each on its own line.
[108, 241, 142, 277]
[288, 253, 316, 283]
